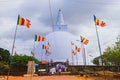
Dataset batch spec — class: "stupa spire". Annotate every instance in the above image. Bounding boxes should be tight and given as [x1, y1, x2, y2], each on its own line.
[56, 9, 65, 25]
[53, 9, 67, 32]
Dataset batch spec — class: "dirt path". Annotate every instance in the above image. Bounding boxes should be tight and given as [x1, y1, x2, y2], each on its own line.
[0, 76, 80, 80]
[0, 75, 119, 80]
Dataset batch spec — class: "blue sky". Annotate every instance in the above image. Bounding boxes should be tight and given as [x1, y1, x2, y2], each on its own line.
[0, 0, 120, 60]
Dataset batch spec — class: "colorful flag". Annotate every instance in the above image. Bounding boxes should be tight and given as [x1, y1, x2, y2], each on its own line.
[72, 50, 77, 55]
[83, 39, 89, 45]
[80, 36, 85, 42]
[94, 15, 99, 26]
[17, 15, 31, 28]
[94, 15, 106, 27]
[35, 35, 46, 42]
[75, 45, 78, 50]
[42, 44, 46, 49]
[35, 35, 41, 42]
[77, 47, 81, 52]
[25, 19, 31, 28]
[100, 21, 106, 27]
[80, 36, 89, 45]
[42, 36, 46, 41]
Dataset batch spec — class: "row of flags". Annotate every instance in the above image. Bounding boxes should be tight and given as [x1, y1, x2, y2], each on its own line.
[31, 35, 49, 56]
[71, 41, 81, 55]
[71, 35, 89, 55]
[17, 15, 106, 29]
[17, 15, 106, 28]
[42, 42, 51, 55]
[14, 15, 106, 57]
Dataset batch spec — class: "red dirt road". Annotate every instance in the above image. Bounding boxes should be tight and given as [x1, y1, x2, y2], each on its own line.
[1, 75, 118, 80]
[0, 76, 80, 80]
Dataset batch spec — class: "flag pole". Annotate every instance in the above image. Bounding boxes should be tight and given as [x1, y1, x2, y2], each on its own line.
[83, 46, 87, 69]
[95, 26, 103, 65]
[95, 23, 106, 80]
[71, 42, 74, 65]
[29, 37, 36, 80]
[32, 38, 36, 56]
[76, 53, 78, 65]
[81, 43, 85, 67]
[7, 25, 18, 80]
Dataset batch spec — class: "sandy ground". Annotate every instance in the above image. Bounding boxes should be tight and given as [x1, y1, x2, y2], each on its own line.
[0, 75, 120, 80]
[0, 71, 120, 80]
[1, 76, 79, 80]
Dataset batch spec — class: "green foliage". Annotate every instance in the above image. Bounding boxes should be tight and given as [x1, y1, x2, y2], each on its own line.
[104, 36, 120, 66]
[93, 58, 99, 65]
[93, 36, 120, 66]
[11, 55, 40, 67]
[3, 64, 9, 71]
[0, 48, 10, 63]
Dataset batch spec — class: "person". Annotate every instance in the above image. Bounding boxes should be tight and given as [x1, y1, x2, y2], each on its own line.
[58, 64, 62, 75]
[49, 67, 56, 75]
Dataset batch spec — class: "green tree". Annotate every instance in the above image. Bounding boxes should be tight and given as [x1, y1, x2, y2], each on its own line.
[106, 36, 120, 66]
[11, 55, 40, 67]
[0, 48, 10, 63]
[93, 35, 120, 66]
[93, 58, 99, 65]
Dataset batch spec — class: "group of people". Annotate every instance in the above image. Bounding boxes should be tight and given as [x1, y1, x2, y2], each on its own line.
[49, 64, 67, 75]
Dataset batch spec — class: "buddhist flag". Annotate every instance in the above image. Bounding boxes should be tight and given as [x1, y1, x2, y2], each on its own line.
[80, 36, 89, 45]
[42, 36, 46, 41]
[17, 15, 31, 28]
[82, 39, 89, 45]
[80, 36, 85, 42]
[35, 35, 41, 42]
[94, 15, 99, 26]
[94, 15, 106, 27]
[77, 47, 81, 52]
[35, 35, 46, 42]
[100, 21, 106, 27]
[42, 44, 48, 49]
[72, 50, 77, 55]
[75, 45, 78, 50]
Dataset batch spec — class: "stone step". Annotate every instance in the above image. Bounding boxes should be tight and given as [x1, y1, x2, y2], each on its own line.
[23, 74, 38, 77]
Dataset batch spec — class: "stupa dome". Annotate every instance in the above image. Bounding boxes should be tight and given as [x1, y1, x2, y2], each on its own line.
[35, 9, 83, 65]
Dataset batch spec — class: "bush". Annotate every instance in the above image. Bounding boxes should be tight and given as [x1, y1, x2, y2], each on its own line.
[3, 65, 9, 71]
[69, 67, 79, 75]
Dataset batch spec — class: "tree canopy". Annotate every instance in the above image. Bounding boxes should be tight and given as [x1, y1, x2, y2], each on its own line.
[0, 48, 10, 63]
[11, 55, 40, 67]
[93, 35, 120, 66]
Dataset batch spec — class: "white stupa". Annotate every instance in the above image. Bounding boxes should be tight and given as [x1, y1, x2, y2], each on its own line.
[35, 9, 83, 65]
